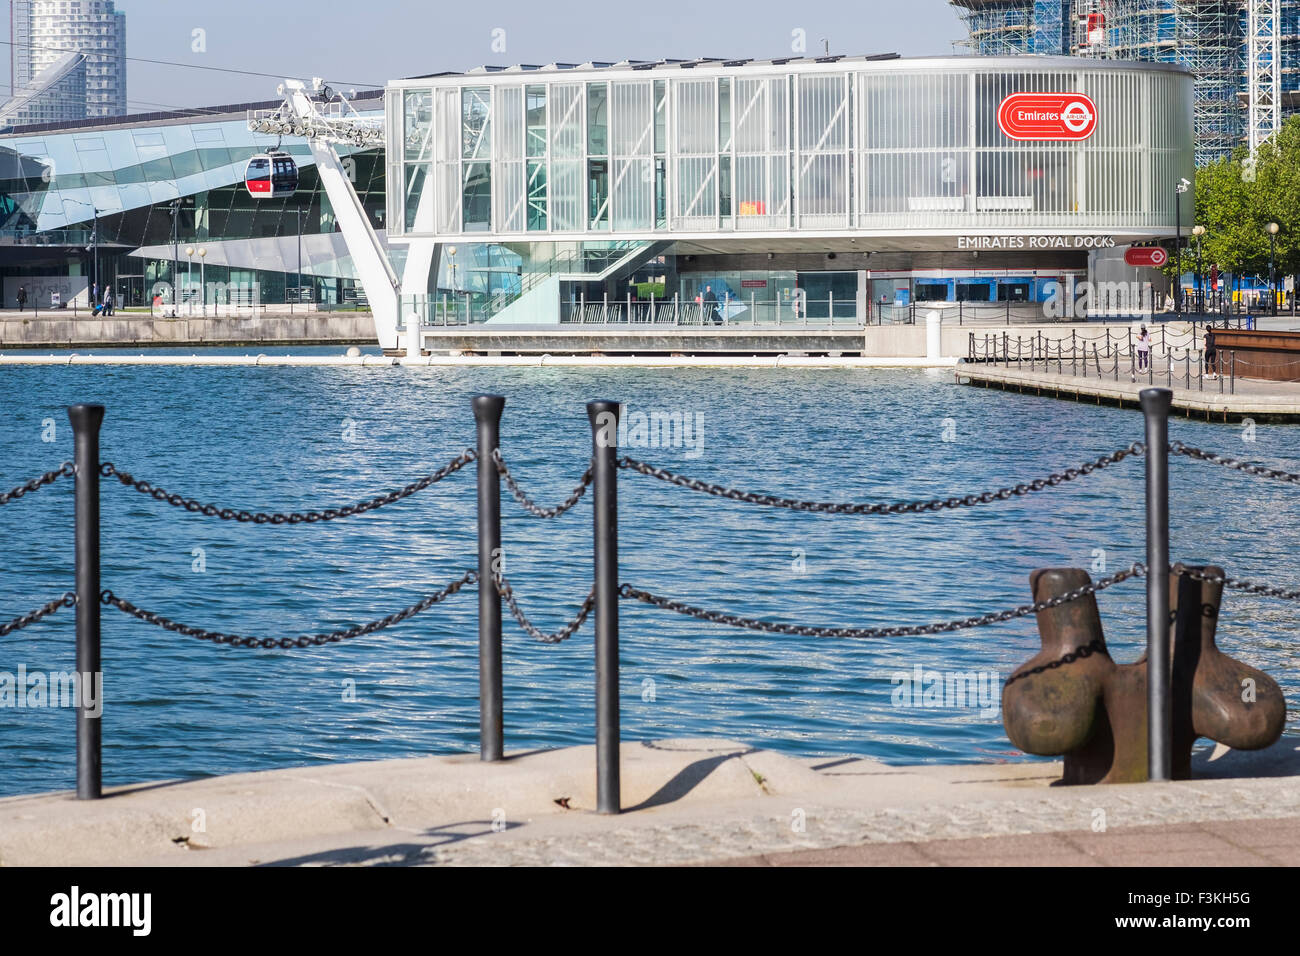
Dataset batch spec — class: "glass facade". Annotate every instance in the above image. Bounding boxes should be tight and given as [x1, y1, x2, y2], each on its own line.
[0, 99, 386, 305]
[388, 57, 1194, 241]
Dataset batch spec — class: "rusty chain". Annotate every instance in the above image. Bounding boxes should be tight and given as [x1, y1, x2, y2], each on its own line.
[491, 449, 594, 518]
[0, 592, 77, 637]
[492, 570, 594, 643]
[618, 562, 1145, 639]
[618, 442, 1144, 514]
[99, 571, 477, 649]
[1169, 442, 1300, 487]
[1003, 638, 1108, 688]
[99, 449, 477, 523]
[0, 462, 75, 507]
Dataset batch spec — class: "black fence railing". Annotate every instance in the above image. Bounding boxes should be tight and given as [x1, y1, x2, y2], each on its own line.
[964, 330, 1297, 395]
[4, 392, 1300, 810]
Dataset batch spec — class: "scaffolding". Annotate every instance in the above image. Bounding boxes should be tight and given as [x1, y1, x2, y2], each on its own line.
[1073, 1, 1250, 164]
[952, 0, 1036, 55]
[952, 0, 1299, 163]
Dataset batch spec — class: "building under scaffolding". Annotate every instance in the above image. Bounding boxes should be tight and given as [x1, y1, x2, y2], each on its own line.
[953, 0, 1300, 165]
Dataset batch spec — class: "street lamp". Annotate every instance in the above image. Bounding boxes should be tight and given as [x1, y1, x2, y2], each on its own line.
[198, 247, 207, 316]
[185, 246, 195, 314]
[1174, 177, 1191, 317]
[61, 198, 100, 307]
[1192, 224, 1205, 314]
[169, 198, 181, 312]
[447, 245, 458, 322]
[1267, 221, 1280, 316]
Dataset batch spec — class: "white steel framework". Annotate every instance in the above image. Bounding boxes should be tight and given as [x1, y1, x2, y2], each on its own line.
[1248, 0, 1282, 151]
[250, 79, 400, 348]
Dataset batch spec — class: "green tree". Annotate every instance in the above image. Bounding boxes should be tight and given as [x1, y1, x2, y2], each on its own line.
[1194, 115, 1300, 284]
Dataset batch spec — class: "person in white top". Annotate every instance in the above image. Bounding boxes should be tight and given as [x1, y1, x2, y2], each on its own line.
[1136, 324, 1152, 371]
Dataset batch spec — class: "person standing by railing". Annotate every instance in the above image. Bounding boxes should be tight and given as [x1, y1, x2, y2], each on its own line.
[1136, 325, 1152, 371]
[1203, 324, 1218, 380]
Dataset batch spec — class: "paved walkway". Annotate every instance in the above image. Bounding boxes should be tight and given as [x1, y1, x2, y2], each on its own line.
[958, 361, 1300, 419]
[720, 817, 1300, 866]
[3, 737, 1297, 866]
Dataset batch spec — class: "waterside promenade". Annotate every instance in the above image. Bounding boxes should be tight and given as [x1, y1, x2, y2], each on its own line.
[958, 363, 1300, 421]
[3, 737, 1297, 866]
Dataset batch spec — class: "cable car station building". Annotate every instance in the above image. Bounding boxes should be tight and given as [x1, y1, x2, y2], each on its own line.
[387, 54, 1194, 326]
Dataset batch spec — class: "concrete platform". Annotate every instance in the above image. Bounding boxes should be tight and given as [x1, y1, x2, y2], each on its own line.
[3, 736, 1297, 867]
[957, 362, 1300, 421]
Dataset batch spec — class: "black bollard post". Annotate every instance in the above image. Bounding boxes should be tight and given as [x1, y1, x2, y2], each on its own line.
[587, 400, 621, 814]
[67, 404, 104, 800]
[1140, 388, 1173, 781]
[472, 394, 506, 762]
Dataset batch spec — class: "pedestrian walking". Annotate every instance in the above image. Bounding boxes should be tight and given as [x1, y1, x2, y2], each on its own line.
[1203, 324, 1218, 379]
[703, 285, 721, 325]
[103, 286, 114, 316]
[16, 285, 26, 312]
[1136, 324, 1152, 371]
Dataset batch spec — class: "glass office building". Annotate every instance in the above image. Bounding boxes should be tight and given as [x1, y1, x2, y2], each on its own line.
[0, 93, 390, 306]
[387, 55, 1194, 324]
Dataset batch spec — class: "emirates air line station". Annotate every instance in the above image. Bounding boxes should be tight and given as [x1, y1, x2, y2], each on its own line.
[383, 54, 1193, 339]
[0, 54, 1195, 347]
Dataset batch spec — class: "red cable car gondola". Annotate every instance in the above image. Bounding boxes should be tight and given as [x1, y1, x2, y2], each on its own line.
[245, 149, 298, 199]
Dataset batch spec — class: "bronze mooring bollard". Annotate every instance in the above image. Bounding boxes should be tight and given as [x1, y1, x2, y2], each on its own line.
[1002, 566, 1286, 784]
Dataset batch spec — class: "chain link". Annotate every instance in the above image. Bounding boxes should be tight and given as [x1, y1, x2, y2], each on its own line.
[0, 592, 77, 637]
[1170, 441, 1300, 487]
[1173, 563, 1300, 602]
[619, 562, 1145, 639]
[492, 570, 594, 643]
[99, 449, 477, 523]
[99, 571, 477, 649]
[618, 443, 1144, 515]
[491, 449, 594, 518]
[1002, 638, 1108, 688]
[0, 462, 75, 507]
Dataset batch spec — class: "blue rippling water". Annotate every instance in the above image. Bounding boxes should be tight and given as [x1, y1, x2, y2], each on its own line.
[1, 355, 1297, 796]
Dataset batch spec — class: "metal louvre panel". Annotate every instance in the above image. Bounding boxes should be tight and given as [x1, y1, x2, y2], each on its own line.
[795, 73, 848, 228]
[386, 88, 404, 235]
[494, 85, 526, 233]
[434, 87, 460, 234]
[611, 80, 653, 230]
[671, 78, 717, 229]
[733, 76, 788, 230]
[548, 84, 584, 231]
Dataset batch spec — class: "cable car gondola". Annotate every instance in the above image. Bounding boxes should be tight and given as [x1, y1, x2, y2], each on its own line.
[244, 149, 298, 198]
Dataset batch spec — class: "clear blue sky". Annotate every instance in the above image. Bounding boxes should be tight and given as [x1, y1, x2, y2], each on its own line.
[5, 0, 967, 110]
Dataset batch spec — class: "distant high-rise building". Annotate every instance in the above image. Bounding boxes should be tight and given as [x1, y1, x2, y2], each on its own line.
[8, 0, 127, 123]
[950, 0, 1300, 167]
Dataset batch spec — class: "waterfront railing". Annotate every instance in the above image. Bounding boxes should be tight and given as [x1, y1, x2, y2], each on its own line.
[965, 326, 1300, 394]
[4, 391, 1300, 811]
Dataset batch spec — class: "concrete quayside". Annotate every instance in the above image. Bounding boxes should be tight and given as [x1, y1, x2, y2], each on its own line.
[3, 736, 1298, 867]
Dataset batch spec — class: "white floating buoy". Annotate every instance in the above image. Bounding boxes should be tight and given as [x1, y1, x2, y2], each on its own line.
[346, 346, 362, 358]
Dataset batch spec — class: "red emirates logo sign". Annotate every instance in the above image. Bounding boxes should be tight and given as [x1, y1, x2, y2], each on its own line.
[1124, 246, 1168, 268]
[997, 93, 1098, 141]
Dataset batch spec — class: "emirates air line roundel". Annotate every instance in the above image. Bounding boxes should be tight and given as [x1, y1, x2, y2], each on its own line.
[997, 93, 1098, 142]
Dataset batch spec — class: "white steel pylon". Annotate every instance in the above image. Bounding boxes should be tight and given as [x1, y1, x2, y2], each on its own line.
[247, 79, 401, 350]
[1247, 0, 1282, 153]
